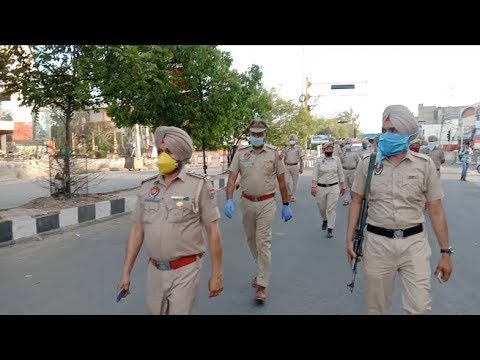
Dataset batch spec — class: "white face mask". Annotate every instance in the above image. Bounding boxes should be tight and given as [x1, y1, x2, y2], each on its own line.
[289, 141, 296, 145]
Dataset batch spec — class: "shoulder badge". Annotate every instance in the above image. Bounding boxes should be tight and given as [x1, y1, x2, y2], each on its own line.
[264, 144, 277, 151]
[141, 174, 158, 185]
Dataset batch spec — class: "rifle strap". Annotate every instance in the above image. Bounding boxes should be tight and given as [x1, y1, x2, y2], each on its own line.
[365, 153, 376, 202]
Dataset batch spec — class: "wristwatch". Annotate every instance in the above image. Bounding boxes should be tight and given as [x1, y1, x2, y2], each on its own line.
[440, 246, 454, 255]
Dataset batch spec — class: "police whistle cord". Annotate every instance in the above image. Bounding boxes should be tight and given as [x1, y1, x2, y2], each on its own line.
[347, 153, 376, 292]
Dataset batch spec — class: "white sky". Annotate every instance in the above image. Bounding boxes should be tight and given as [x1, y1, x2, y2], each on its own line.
[220, 45, 480, 134]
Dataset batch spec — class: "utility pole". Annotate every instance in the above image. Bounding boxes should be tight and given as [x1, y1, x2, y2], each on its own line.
[439, 110, 445, 147]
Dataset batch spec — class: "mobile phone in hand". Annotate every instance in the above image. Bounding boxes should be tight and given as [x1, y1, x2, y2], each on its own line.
[436, 271, 444, 284]
[116, 288, 128, 303]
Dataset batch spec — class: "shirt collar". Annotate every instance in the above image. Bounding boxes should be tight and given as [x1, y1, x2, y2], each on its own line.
[156, 166, 188, 185]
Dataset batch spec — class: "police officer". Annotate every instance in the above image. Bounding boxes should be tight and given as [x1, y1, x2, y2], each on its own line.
[332, 138, 343, 158]
[409, 138, 421, 153]
[283, 133, 304, 202]
[346, 105, 453, 315]
[358, 140, 371, 159]
[366, 137, 377, 154]
[311, 141, 346, 238]
[117, 126, 224, 315]
[224, 118, 292, 303]
[425, 135, 445, 177]
[340, 138, 361, 206]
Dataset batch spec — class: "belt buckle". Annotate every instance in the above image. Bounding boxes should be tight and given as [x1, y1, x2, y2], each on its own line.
[157, 260, 171, 271]
[393, 229, 404, 239]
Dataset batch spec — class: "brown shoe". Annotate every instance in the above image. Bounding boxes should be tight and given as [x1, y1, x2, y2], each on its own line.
[255, 287, 266, 304]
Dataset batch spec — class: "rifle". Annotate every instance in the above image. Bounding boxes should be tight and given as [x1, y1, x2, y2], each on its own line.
[347, 152, 376, 292]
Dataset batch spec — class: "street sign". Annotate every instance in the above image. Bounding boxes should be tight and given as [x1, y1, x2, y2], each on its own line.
[331, 84, 355, 90]
[311, 134, 330, 145]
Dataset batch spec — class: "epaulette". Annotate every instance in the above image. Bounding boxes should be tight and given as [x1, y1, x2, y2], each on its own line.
[264, 144, 277, 150]
[187, 171, 210, 181]
[360, 153, 372, 162]
[141, 175, 158, 185]
[410, 151, 430, 161]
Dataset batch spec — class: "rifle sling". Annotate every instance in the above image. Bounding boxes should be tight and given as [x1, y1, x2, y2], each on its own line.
[365, 153, 376, 202]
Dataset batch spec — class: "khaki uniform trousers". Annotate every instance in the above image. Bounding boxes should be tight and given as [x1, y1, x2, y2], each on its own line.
[315, 184, 340, 229]
[342, 169, 355, 201]
[285, 164, 300, 197]
[146, 256, 203, 315]
[363, 230, 432, 315]
[240, 197, 277, 288]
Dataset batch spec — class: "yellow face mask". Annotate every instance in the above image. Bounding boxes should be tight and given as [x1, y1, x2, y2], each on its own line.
[157, 152, 178, 175]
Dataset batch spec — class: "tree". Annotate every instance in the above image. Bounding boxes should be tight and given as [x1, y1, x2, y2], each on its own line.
[264, 91, 318, 149]
[0, 45, 101, 197]
[334, 108, 361, 138]
[91, 45, 271, 169]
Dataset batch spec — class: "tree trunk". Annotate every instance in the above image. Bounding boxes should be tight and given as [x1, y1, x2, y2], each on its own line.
[64, 110, 72, 197]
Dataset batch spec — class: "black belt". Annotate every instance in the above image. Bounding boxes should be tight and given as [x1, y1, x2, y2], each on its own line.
[366, 224, 423, 239]
[343, 167, 356, 170]
[317, 182, 338, 187]
[287, 162, 298, 166]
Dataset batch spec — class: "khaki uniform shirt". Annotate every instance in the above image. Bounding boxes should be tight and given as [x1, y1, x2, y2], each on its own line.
[283, 145, 304, 165]
[341, 150, 361, 169]
[229, 144, 286, 197]
[131, 167, 220, 261]
[313, 156, 345, 185]
[359, 148, 371, 159]
[333, 144, 343, 157]
[426, 148, 445, 170]
[351, 151, 443, 229]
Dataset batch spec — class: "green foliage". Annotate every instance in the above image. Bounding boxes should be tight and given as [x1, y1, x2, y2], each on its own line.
[91, 45, 271, 150]
[0, 45, 104, 196]
[0, 46, 101, 115]
[264, 92, 318, 149]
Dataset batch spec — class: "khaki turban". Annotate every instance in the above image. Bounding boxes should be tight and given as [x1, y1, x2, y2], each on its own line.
[154, 126, 194, 162]
[382, 105, 418, 140]
[289, 134, 298, 141]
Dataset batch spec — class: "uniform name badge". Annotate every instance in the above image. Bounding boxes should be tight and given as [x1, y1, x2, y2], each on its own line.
[145, 186, 160, 202]
[171, 195, 189, 207]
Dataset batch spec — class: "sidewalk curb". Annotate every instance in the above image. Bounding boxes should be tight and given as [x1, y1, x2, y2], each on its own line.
[0, 177, 226, 247]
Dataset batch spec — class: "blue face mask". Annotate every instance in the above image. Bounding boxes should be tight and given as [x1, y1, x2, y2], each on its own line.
[376, 132, 414, 167]
[344, 144, 352, 151]
[250, 136, 264, 147]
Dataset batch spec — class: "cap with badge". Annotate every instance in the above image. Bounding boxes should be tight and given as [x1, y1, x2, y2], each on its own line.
[249, 118, 268, 133]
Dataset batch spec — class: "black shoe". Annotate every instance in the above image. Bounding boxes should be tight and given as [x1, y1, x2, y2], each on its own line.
[327, 229, 333, 238]
[322, 220, 327, 230]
